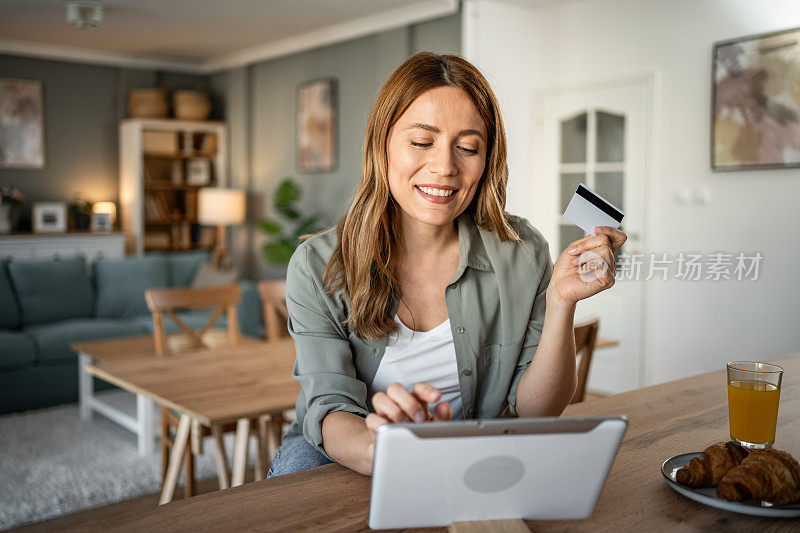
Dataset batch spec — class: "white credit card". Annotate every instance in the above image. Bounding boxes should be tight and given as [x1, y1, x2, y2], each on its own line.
[563, 183, 624, 235]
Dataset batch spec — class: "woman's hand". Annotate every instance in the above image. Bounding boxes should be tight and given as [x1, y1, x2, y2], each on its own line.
[548, 226, 627, 306]
[364, 382, 451, 456]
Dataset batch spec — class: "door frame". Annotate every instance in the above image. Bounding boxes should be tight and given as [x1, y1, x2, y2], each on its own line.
[530, 71, 659, 388]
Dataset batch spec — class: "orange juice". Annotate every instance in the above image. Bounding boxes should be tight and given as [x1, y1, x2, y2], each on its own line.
[728, 380, 781, 445]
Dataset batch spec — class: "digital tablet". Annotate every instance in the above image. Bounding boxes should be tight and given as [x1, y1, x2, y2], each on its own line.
[368, 416, 627, 529]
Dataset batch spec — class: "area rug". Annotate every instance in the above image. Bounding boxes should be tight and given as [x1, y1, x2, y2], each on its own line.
[0, 402, 254, 530]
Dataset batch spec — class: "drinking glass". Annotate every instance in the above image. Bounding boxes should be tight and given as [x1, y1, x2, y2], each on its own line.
[727, 361, 783, 449]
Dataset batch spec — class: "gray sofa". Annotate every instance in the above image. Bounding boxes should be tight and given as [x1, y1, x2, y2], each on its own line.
[0, 251, 264, 414]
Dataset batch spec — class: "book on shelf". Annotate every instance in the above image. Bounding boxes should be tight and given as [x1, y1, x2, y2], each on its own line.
[144, 232, 170, 249]
[144, 191, 180, 221]
[200, 133, 218, 155]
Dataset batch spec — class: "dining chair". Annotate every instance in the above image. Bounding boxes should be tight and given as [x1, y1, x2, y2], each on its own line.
[571, 316, 600, 404]
[256, 279, 294, 461]
[258, 279, 289, 341]
[145, 284, 267, 498]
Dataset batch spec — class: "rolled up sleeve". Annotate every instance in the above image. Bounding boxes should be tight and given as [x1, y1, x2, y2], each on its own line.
[286, 244, 369, 459]
[506, 237, 553, 416]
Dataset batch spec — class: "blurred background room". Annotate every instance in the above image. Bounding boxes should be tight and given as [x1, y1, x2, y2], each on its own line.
[0, 0, 799, 529]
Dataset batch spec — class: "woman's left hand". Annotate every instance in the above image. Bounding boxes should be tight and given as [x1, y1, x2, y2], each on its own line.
[548, 226, 627, 306]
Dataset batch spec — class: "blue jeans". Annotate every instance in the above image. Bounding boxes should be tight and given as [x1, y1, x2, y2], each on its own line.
[267, 434, 334, 478]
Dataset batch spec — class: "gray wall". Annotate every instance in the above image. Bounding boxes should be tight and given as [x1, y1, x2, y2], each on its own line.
[0, 55, 209, 222]
[211, 13, 461, 278]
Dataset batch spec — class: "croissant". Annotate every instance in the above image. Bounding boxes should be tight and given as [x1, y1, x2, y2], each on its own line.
[716, 448, 800, 505]
[676, 441, 749, 488]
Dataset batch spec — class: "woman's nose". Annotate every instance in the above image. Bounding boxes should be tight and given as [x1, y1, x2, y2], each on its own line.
[427, 144, 458, 176]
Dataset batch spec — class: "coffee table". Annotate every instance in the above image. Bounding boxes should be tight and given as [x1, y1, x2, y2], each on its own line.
[82, 338, 299, 504]
[72, 335, 261, 456]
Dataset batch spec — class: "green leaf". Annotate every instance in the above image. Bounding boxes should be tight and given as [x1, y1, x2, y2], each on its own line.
[277, 206, 300, 220]
[258, 219, 283, 235]
[274, 179, 302, 209]
[262, 240, 296, 265]
[293, 216, 320, 239]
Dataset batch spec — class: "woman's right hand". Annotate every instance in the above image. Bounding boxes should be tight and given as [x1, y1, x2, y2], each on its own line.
[366, 382, 451, 431]
[365, 382, 451, 462]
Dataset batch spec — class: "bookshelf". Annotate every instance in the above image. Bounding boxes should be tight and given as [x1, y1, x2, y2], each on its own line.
[119, 118, 227, 254]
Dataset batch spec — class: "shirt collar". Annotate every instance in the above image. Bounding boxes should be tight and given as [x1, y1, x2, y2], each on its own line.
[454, 211, 494, 277]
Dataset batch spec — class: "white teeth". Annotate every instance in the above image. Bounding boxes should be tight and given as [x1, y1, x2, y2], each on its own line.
[417, 186, 455, 197]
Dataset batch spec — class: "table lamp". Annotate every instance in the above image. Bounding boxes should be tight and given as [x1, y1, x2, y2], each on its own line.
[198, 187, 245, 269]
[92, 201, 116, 232]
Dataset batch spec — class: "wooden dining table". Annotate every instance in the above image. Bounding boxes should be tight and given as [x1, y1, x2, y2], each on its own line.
[72, 352, 800, 532]
[83, 338, 300, 505]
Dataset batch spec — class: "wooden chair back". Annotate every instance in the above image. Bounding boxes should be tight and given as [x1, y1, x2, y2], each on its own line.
[257, 280, 289, 341]
[571, 316, 600, 404]
[145, 285, 242, 356]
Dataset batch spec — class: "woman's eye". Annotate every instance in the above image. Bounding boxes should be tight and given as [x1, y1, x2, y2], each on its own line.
[410, 141, 478, 155]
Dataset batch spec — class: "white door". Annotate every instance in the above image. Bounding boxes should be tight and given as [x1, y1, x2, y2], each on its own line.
[532, 77, 651, 394]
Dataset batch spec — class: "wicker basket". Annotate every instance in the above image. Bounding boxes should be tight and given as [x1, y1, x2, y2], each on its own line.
[127, 88, 168, 118]
[173, 90, 211, 120]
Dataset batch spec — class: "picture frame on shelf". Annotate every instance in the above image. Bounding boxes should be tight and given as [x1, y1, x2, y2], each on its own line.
[91, 212, 112, 233]
[186, 158, 211, 186]
[33, 202, 67, 233]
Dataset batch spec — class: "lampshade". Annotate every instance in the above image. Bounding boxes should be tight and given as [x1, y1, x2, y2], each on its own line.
[92, 201, 116, 222]
[198, 187, 246, 226]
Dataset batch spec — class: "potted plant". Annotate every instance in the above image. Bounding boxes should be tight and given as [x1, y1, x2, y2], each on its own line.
[0, 186, 26, 234]
[68, 193, 93, 231]
[258, 178, 323, 265]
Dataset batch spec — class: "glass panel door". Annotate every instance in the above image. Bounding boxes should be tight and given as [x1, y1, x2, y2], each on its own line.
[558, 108, 626, 271]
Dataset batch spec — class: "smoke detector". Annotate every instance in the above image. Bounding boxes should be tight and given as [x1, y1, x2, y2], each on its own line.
[64, 1, 105, 29]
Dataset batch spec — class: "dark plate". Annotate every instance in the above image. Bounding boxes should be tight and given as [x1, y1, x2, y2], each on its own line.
[661, 452, 800, 517]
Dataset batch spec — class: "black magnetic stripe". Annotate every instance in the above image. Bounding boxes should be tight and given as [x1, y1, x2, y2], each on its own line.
[575, 184, 624, 223]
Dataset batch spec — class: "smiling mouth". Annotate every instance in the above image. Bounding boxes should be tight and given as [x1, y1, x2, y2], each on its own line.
[414, 185, 458, 197]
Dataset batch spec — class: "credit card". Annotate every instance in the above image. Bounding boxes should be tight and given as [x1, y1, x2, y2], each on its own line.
[563, 183, 624, 235]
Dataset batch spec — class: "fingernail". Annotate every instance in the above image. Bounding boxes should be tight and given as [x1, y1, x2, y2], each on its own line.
[571, 256, 579, 265]
[568, 246, 577, 253]
[414, 412, 425, 422]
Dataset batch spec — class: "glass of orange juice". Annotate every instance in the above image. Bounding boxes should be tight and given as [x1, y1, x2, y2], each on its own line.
[727, 361, 783, 449]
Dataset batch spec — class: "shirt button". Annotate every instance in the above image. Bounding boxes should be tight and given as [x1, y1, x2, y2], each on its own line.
[463, 369, 472, 377]
[456, 326, 465, 334]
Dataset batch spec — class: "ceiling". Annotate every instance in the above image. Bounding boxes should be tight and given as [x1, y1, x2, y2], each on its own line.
[0, 0, 459, 73]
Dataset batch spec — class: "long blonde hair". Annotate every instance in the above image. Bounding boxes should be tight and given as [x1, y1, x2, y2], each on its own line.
[322, 52, 519, 339]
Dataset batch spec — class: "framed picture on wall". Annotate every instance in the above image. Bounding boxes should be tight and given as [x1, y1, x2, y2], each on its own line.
[0, 78, 45, 168]
[297, 78, 338, 173]
[712, 26, 800, 171]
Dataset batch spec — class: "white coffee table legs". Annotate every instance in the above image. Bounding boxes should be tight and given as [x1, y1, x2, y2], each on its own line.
[78, 352, 156, 456]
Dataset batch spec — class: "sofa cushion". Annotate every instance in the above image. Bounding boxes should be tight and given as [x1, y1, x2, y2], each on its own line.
[127, 310, 227, 335]
[8, 256, 94, 327]
[25, 318, 149, 366]
[168, 251, 210, 287]
[0, 330, 36, 371]
[94, 255, 170, 319]
[0, 260, 21, 329]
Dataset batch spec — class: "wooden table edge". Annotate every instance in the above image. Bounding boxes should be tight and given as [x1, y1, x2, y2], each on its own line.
[83, 363, 293, 426]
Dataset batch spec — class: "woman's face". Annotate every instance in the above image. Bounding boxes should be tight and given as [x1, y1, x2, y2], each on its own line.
[386, 86, 488, 229]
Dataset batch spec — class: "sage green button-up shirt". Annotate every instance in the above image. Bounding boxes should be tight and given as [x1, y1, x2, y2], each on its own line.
[283, 211, 554, 460]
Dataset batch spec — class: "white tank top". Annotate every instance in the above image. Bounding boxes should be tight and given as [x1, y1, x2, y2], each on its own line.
[370, 314, 465, 420]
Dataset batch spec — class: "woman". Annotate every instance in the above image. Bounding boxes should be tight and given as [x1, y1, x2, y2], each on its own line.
[267, 52, 626, 478]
